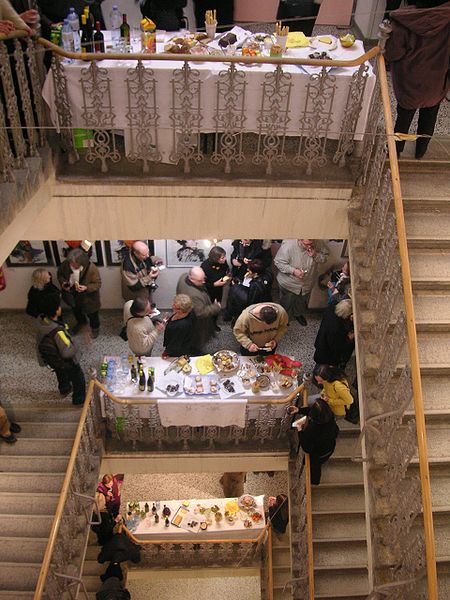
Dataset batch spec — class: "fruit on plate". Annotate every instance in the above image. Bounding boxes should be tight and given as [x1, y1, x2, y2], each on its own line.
[318, 36, 333, 44]
[340, 33, 355, 48]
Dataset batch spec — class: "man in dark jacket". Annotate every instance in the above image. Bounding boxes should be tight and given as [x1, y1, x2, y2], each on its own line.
[385, 0, 450, 158]
[313, 299, 354, 368]
[36, 296, 86, 405]
[230, 239, 272, 280]
[121, 241, 161, 304]
[57, 247, 102, 337]
[176, 266, 220, 352]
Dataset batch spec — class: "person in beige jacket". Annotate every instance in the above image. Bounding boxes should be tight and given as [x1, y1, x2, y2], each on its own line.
[123, 297, 164, 357]
[0, 0, 30, 34]
[233, 302, 289, 356]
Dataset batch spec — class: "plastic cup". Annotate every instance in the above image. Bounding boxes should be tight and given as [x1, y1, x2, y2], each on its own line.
[205, 23, 217, 39]
[276, 34, 288, 51]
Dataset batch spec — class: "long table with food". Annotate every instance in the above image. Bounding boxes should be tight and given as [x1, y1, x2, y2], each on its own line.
[101, 351, 301, 427]
[125, 494, 266, 541]
[42, 25, 375, 163]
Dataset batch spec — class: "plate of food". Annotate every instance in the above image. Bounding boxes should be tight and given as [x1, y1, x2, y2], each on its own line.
[309, 34, 338, 51]
[212, 350, 240, 374]
[238, 494, 257, 510]
[256, 374, 271, 390]
[184, 374, 219, 395]
[278, 374, 294, 390]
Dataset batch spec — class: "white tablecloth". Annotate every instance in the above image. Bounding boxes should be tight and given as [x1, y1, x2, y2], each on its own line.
[103, 355, 293, 426]
[128, 495, 266, 541]
[42, 29, 375, 162]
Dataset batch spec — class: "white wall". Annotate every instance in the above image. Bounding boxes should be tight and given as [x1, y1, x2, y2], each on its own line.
[354, 0, 386, 39]
[0, 239, 347, 310]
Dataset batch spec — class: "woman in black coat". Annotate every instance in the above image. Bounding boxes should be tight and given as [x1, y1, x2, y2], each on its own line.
[225, 258, 273, 321]
[230, 239, 272, 280]
[162, 293, 196, 357]
[26, 268, 61, 317]
[201, 246, 230, 303]
[291, 398, 339, 485]
[138, 0, 186, 30]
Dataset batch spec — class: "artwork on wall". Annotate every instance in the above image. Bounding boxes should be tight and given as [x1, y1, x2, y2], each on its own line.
[6, 241, 53, 266]
[105, 240, 155, 266]
[165, 240, 211, 267]
[51, 240, 104, 266]
[341, 240, 349, 259]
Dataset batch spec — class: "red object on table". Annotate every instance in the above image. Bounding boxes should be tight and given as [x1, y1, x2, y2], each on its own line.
[265, 354, 302, 376]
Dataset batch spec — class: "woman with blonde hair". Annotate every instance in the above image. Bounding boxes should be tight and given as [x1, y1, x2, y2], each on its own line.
[26, 267, 60, 317]
[162, 293, 196, 357]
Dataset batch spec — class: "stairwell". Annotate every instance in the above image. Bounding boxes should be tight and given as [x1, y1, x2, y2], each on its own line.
[0, 406, 79, 600]
[401, 164, 450, 599]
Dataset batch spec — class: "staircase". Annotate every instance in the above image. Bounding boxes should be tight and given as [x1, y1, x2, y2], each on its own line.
[401, 165, 450, 599]
[0, 406, 79, 600]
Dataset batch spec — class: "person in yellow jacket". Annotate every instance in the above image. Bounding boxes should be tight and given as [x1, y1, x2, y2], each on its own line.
[313, 364, 354, 417]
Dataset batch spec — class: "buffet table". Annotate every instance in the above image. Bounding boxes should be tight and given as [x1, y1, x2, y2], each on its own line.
[102, 355, 296, 428]
[126, 495, 266, 541]
[42, 27, 375, 163]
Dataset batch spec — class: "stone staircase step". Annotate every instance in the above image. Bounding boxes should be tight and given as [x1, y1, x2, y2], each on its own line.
[0, 562, 41, 591]
[0, 592, 35, 599]
[435, 525, 450, 560]
[15, 422, 78, 438]
[430, 473, 450, 509]
[314, 567, 369, 597]
[0, 472, 64, 492]
[311, 484, 365, 512]
[412, 277, 450, 291]
[319, 460, 363, 484]
[313, 539, 367, 568]
[405, 213, 450, 240]
[83, 560, 105, 577]
[0, 438, 74, 456]
[399, 332, 450, 366]
[400, 171, 450, 200]
[313, 513, 366, 541]
[0, 537, 48, 563]
[0, 492, 59, 515]
[409, 251, 450, 279]
[412, 294, 450, 324]
[0, 514, 53, 538]
[0, 456, 69, 473]
[272, 546, 290, 567]
[82, 575, 104, 592]
[4, 406, 81, 424]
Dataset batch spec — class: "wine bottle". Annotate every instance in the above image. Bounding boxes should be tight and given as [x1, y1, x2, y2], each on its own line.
[120, 13, 130, 45]
[165, 517, 170, 527]
[147, 367, 154, 392]
[80, 14, 90, 53]
[144, 502, 149, 514]
[138, 368, 145, 392]
[151, 503, 157, 514]
[93, 20, 105, 53]
[154, 513, 159, 524]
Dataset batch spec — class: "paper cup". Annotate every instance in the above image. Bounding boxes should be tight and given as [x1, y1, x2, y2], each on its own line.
[205, 23, 217, 39]
[276, 34, 288, 51]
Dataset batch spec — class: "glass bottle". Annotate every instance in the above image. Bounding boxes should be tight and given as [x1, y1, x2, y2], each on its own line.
[139, 368, 146, 392]
[147, 367, 154, 392]
[120, 13, 130, 46]
[93, 21, 105, 53]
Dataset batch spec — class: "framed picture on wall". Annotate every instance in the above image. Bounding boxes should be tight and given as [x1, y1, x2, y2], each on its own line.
[51, 240, 104, 266]
[341, 240, 349, 259]
[105, 240, 155, 266]
[6, 240, 53, 266]
[165, 240, 211, 267]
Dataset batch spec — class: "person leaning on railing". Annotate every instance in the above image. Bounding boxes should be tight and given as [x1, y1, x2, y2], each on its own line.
[0, 0, 31, 34]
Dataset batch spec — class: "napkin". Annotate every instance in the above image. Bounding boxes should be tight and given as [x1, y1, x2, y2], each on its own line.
[195, 354, 215, 374]
[286, 32, 310, 48]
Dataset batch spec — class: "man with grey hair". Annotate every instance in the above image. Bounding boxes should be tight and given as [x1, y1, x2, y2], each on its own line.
[275, 239, 329, 326]
[314, 299, 354, 367]
[121, 241, 162, 303]
[176, 266, 221, 352]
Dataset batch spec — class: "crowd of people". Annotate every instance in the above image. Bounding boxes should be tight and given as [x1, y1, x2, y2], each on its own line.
[9, 237, 358, 488]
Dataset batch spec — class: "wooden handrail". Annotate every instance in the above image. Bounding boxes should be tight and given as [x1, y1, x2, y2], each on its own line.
[0, 29, 29, 41]
[98, 379, 305, 406]
[302, 386, 315, 600]
[34, 379, 97, 600]
[267, 524, 274, 600]
[120, 521, 269, 546]
[37, 36, 380, 68]
[377, 52, 438, 600]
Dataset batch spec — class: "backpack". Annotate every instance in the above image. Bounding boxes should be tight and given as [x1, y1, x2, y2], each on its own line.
[38, 327, 74, 370]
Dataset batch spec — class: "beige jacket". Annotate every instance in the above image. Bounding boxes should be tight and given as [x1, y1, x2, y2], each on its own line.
[0, 0, 28, 30]
[233, 303, 289, 350]
[123, 300, 159, 357]
[275, 239, 329, 295]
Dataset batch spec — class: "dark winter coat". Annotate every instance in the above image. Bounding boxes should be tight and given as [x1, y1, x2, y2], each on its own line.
[227, 271, 273, 319]
[313, 305, 354, 367]
[57, 255, 101, 314]
[163, 311, 196, 356]
[297, 407, 339, 458]
[385, 2, 450, 109]
[26, 281, 61, 317]
[230, 240, 271, 280]
[97, 532, 141, 564]
[176, 274, 220, 350]
[139, 0, 186, 30]
[201, 258, 229, 302]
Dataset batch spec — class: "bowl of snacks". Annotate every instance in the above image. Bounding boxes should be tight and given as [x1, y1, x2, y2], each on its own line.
[256, 374, 271, 391]
[339, 33, 356, 48]
[278, 374, 294, 390]
[251, 511, 263, 523]
[213, 350, 240, 374]
[238, 494, 257, 510]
